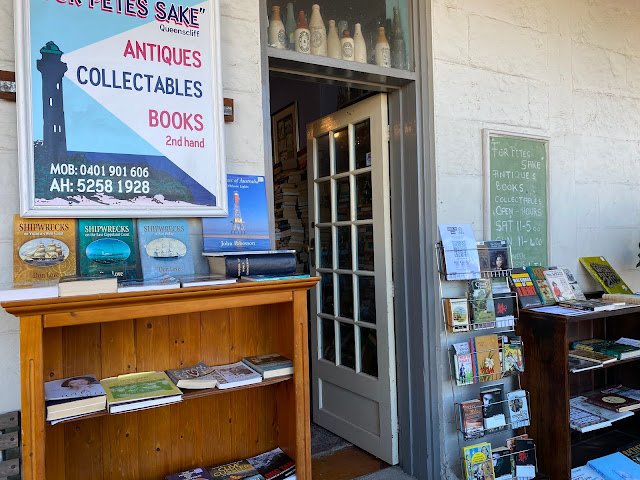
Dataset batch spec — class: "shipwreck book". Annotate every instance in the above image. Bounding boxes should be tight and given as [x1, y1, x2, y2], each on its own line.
[138, 219, 194, 280]
[78, 219, 138, 280]
[13, 215, 77, 284]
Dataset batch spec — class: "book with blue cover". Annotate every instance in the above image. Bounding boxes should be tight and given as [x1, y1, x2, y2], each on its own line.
[78, 219, 137, 280]
[587, 452, 640, 479]
[202, 175, 270, 252]
[137, 219, 194, 280]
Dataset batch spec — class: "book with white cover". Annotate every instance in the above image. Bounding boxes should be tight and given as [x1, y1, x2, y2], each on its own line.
[211, 362, 262, 389]
[0, 282, 59, 302]
[437, 224, 481, 280]
[45, 374, 107, 421]
[571, 465, 605, 480]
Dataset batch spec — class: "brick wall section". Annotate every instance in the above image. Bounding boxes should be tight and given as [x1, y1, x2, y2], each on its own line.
[432, 0, 640, 476]
[0, 0, 265, 412]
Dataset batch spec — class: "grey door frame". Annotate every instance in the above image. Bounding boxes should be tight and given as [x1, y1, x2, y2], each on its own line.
[258, 2, 441, 478]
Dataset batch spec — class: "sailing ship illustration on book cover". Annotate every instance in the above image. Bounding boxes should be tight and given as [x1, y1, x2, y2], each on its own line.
[13, 215, 77, 284]
[138, 219, 194, 280]
[78, 219, 138, 280]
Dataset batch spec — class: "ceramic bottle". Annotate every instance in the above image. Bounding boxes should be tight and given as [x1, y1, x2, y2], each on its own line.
[353, 23, 367, 63]
[375, 27, 391, 67]
[309, 4, 327, 56]
[341, 30, 355, 62]
[391, 7, 407, 69]
[268, 6, 286, 49]
[327, 20, 341, 59]
[295, 11, 311, 54]
[285, 3, 297, 50]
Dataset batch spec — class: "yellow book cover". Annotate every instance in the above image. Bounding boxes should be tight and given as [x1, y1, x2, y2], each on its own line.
[13, 215, 77, 284]
[463, 442, 495, 480]
[472, 334, 500, 383]
[579, 256, 632, 294]
[100, 371, 181, 406]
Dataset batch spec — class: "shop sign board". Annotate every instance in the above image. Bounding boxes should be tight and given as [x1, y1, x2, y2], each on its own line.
[484, 130, 549, 267]
[14, 0, 227, 217]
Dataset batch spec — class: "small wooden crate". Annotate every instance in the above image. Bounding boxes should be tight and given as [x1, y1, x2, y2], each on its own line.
[0, 411, 20, 479]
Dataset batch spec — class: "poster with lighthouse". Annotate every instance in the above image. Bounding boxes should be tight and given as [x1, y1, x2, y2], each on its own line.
[14, 0, 227, 217]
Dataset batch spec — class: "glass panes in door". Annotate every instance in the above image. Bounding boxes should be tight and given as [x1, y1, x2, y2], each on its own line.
[315, 117, 377, 378]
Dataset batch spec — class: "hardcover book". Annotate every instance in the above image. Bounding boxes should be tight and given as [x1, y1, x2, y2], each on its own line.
[462, 442, 495, 480]
[137, 219, 194, 280]
[166, 362, 218, 389]
[207, 253, 296, 278]
[241, 354, 293, 379]
[618, 439, 640, 465]
[202, 175, 270, 253]
[480, 386, 507, 432]
[44, 374, 107, 421]
[247, 447, 296, 480]
[579, 256, 632, 294]
[560, 299, 617, 312]
[468, 278, 496, 328]
[588, 452, 640, 479]
[568, 349, 617, 365]
[507, 389, 530, 428]
[178, 274, 237, 287]
[58, 276, 118, 297]
[509, 267, 542, 309]
[78, 219, 138, 280]
[445, 297, 470, 333]
[585, 392, 640, 412]
[543, 268, 576, 302]
[100, 371, 182, 414]
[13, 215, 77, 284]
[525, 266, 556, 305]
[459, 399, 484, 440]
[570, 396, 634, 425]
[117, 277, 181, 293]
[166, 467, 215, 480]
[207, 460, 264, 480]
[555, 266, 587, 301]
[601, 385, 640, 402]
[471, 334, 500, 383]
[211, 362, 262, 389]
[568, 356, 602, 373]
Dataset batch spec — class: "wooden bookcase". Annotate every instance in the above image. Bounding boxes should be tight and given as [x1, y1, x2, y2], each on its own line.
[1, 277, 318, 480]
[518, 306, 640, 479]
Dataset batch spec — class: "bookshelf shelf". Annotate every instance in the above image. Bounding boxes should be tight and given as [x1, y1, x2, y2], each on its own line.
[518, 305, 640, 479]
[48, 375, 295, 426]
[570, 355, 640, 372]
[2, 278, 319, 480]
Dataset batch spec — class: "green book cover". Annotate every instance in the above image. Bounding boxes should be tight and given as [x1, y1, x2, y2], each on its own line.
[468, 278, 496, 326]
[525, 266, 556, 305]
[579, 256, 632, 294]
[78, 219, 138, 280]
[100, 371, 181, 405]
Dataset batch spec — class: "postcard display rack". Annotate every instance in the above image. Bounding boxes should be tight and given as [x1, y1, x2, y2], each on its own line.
[1, 278, 318, 480]
[435, 242, 538, 478]
[518, 305, 640, 479]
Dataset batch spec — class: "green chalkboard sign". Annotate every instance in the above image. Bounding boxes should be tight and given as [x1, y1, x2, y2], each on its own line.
[484, 131, 549, 267]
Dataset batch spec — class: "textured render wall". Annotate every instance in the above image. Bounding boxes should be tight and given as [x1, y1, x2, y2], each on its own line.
[431, 0, 640, 477]
[0, 0, 265, 413]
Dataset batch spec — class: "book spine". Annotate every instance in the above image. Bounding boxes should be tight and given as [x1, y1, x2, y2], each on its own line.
[210, 254, 296, 277]
[469, 337, 478, 384]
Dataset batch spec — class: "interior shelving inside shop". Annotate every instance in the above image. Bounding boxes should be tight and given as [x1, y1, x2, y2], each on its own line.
[436, 236, 538, 480]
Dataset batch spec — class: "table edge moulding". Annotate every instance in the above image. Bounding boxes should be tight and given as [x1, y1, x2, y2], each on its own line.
[1, 277, 319, 480]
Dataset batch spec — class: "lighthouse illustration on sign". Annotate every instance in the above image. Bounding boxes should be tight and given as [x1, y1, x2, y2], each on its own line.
[37, 41, 68, 163]
[231, 191, 246, 234]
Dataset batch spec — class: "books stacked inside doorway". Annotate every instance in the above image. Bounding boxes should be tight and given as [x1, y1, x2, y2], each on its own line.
[43, 354, 292, 423]
[166, 447, 295, 480]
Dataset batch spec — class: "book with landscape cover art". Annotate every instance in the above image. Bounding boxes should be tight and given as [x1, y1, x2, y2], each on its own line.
[78, 219, 137, 280]
[468, 278, 496, 328]
[202, 175, 270, 252]
[579, 256, 632, 294]
[13, 215, 77, 284]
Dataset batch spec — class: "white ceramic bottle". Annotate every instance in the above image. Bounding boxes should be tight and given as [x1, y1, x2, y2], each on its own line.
[295, 11, 311, 54]
[375, 27, 391, 67]
[353, 23, 367, 63]
[309, 4, 327, 56]
[285, 3, 297, 50]
[268, 6, 286, 49]
[341, 29, 355, 62]
[327, 20, 341, 59]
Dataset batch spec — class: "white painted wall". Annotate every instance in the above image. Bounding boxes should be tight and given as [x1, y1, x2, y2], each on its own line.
[431, 0, 640, 476]
[0, 0, 265, 413]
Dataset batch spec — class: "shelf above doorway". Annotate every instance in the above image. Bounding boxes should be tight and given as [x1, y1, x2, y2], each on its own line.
[267, 47, 417, 89]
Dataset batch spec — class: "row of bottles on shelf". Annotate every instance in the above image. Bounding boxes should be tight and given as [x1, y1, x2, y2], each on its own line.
[268, 3, 407, 69]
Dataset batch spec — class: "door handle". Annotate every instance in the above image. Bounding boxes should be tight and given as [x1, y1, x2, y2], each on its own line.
[309, 237, 315, 268]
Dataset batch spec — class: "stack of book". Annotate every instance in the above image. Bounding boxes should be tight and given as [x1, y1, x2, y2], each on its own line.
[569, 386, 640, 433]
[572, 338, 640, 361]
[44, 374, 107, 424]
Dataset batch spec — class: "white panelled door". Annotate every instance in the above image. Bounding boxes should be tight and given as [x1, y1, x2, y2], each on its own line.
[307, 94, 397, 464]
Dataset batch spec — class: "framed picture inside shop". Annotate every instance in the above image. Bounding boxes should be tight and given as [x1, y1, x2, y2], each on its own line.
[271, 102, 299, 169]
[14, 0, 228, 217]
